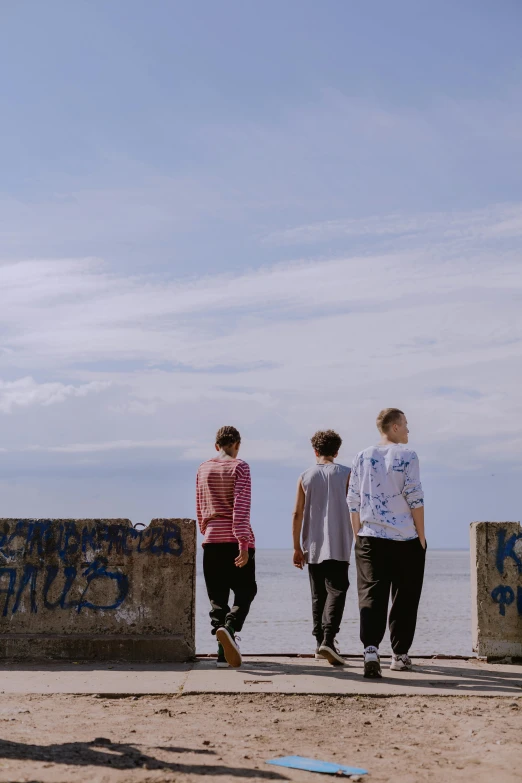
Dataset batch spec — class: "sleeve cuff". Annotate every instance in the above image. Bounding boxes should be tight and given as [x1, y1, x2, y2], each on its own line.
[238, 541, 249, 552]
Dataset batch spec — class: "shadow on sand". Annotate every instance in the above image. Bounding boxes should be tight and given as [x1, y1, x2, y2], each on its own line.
[0, 738, 287, 778]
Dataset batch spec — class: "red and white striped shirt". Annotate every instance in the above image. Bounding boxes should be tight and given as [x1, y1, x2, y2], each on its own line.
[196, 457, 255, 550]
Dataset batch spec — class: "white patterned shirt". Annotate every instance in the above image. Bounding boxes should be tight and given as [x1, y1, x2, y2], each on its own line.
[348, 444, 424, 540]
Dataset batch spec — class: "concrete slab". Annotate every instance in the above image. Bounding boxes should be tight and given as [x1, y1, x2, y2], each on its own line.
[185, 656, 522, 697]
[0, 518, 197, 662]
[0, 662, 192, 694]
[0, 657, 520, 696]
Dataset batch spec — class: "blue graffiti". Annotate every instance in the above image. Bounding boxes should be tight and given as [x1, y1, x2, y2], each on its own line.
[0, 568, 17, 617]
[0, 559, 129, 615]
[491, 584, 515, 616]
[0, 520, 182, 615]
[0, 520, 184, 564]
[77, 558, 128, 613]
[495, 529, 522, 575]
[12, 564, 38, 614]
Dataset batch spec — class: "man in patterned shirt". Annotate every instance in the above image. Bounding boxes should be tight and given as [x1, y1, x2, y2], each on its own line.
[196, 426, 256, 668]
[348, 409, 426, 679]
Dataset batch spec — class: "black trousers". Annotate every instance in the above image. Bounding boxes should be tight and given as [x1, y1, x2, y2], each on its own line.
[308, 559, 349, 643]
[203, 543, 257, 634]
[355, 535, 426, 655]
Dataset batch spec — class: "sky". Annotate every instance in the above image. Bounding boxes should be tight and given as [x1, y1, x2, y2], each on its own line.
[1, 0, 522, 548]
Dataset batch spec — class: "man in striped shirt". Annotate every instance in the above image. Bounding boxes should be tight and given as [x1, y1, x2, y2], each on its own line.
[196, 425, 256, 668]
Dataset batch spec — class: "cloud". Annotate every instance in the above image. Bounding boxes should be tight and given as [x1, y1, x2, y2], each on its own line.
[1, 202, 522, 470]
[0, 377, 110, 414]
[25, 438, 192, 454]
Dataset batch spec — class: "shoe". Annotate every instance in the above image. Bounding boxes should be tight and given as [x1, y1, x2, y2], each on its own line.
[216, 625, 242, 668]
[390, 653, 412, 671]
[318, 638, 345, 666]
[363, 646, 382, 678]
[216, 642, 229, 669]
[314, 646, 323, 660]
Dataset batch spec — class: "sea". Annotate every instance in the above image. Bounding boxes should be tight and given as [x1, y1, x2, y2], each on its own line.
[196, 549, 472, 656]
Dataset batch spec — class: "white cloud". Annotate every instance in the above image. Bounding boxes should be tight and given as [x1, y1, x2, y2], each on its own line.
[0, 377, 110, 414]
[1, 202, 522, 469]
[25, 438, 192, 454]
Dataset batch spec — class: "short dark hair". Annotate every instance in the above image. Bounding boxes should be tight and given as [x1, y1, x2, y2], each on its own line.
[310, 429, 342, 457]
[376, 408, 404, 434]
[215, 425, 241, 448]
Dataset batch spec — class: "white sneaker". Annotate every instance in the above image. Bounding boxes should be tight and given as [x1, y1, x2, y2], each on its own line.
[390, 653, 412, 671]
[216, 627, 242, 668]
[314, 646, 323, 660]
[363, 646, 382, 678]
[318, 639, 345, 666]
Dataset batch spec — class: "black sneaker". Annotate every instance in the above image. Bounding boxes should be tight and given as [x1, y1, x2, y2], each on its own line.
[318, 638, 345, 666]
[216, 625, 242, 668]
[216, 642, 229, 669]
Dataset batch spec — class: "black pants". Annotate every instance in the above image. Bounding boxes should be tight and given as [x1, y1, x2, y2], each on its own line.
[308, 559, 349, 643]
[203, 543, 257, 635]
[355, 536, 426, 655]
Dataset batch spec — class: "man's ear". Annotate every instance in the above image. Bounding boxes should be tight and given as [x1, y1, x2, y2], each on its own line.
[215, 443, 220, 452]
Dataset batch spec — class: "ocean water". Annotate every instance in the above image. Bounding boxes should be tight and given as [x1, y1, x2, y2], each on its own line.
[196, 549, 472, 655]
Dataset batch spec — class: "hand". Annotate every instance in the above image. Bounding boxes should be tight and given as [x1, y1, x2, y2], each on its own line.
[235, 550, 249, 568]
[419, 537, 427, 550]
[293, 547, 305, 569]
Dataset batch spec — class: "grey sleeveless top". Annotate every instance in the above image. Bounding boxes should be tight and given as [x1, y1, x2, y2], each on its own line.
[300, 463, 353, 564]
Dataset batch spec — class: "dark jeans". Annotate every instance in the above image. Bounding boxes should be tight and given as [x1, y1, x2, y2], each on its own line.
[308, 559, 349, 643]
[355, 535, 426, 655]
[203, 543, 257, 634]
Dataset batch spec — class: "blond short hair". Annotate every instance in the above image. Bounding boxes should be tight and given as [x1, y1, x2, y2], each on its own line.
[376, 408, 404, 434]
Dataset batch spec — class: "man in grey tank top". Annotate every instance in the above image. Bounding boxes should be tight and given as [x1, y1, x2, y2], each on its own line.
[292, 430, 353, 665]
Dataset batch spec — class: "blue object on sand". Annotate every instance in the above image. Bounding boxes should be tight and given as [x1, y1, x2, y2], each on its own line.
[266, 756, 368, 775]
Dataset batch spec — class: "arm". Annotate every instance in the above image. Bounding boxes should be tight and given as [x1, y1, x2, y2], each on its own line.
[350, 511, 361, 537]
[195, 470, 206, 536]
[404, 452, 426, 548]
[233, 462, 252, 567]
[412, 507, 426, 549]
[292, 479, 306, 569]
[347, 457, 361, 537]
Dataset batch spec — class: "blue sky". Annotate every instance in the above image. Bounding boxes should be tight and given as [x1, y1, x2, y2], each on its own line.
[1, 1, 522, 548]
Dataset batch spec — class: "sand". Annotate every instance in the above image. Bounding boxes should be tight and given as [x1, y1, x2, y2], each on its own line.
[0, 692, 519, 782]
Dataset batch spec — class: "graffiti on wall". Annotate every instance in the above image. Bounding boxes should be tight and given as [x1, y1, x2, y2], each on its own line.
[491, 528, 522, 617]
[0, 520, 183, 616]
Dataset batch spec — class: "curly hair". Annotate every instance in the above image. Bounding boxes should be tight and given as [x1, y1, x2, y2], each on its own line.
[310, 429, 342, 457]
[215, 425, 241, 448]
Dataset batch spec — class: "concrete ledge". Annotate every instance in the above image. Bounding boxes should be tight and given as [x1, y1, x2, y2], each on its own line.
[0, 518, 197, 662]
[471, 521, 522, 659]
[0, 635, 192, 662]
[0, 657, 520, 697]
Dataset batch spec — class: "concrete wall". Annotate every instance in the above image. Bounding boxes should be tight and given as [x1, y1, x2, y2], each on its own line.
[0, 518, 196, 662]
[470, 521, 522, 659]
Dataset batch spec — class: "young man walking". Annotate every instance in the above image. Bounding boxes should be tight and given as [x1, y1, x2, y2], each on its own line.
[292, 430, 352, 666]
[348, 409, 426, 678]
[196, 425, 256, 669]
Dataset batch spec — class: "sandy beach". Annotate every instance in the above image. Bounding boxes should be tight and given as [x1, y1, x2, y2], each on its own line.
[0, 689, 519, 782]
